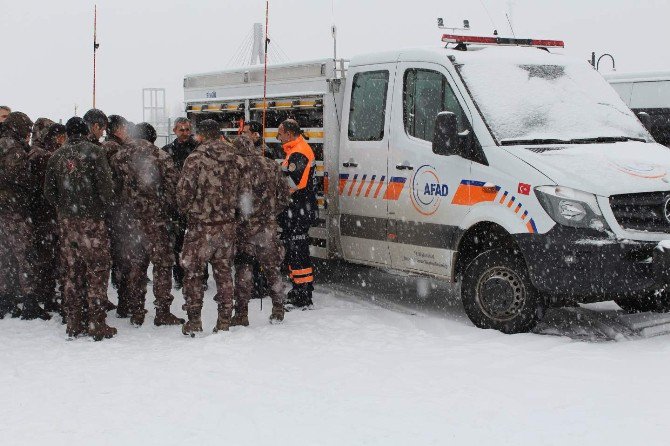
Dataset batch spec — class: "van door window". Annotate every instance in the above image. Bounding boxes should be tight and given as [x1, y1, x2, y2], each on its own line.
[404, 68, 468, 142]
[348, 70, 390, 141]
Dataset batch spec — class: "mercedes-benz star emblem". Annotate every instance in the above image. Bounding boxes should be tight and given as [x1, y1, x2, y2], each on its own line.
[664, 197, 670, 225]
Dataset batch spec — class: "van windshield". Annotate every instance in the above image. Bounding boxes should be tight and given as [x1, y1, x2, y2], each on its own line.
[455, 53, 652, 145]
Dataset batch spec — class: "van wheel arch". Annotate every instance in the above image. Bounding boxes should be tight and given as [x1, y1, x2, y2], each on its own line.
[454, 222, 521, 280]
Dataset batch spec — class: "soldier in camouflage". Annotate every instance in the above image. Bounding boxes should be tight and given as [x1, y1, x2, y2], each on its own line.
[109, 122, 185, 327]
[177, 119, 247, 336]
[27, 117, 63, 314]
[103, 114, 133, 318]
[231, 135, 290, 325]
[44, 117, 117, 340]
[0, 112, 51, 320]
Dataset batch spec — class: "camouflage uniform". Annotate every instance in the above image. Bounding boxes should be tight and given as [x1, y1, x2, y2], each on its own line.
[109, 138, 183, 325]
[161, 136, 198, 287]
[232, 136, 290, 324]
[176, 138, 247, 334]
[44, 132, 116, 339]
[27, 118, 60, 312]
[0, 112, 48, 319]
[103, 135, 133, 316]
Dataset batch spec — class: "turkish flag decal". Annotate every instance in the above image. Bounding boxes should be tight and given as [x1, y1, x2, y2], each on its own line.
[518, 183, 531, 195]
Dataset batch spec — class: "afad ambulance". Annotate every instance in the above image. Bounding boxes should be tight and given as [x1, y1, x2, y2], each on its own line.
[183, 34, 670, 333]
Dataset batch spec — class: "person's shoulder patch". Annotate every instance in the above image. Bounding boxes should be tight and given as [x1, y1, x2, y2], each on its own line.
[288, 163, 297, 172]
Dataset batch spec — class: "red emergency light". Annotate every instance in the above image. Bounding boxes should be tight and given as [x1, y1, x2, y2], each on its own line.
[442, 34, 564, 48]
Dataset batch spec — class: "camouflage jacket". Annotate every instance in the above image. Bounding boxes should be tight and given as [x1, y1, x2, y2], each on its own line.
[102, 135, 126, 164]
[0, 135, 36, 216]
[28, 144, 56, 224]
[176, 139, 247, 225]
[44, 135, 115, 220]
[232, 136, 289, 237]
[109, 138, 178, 222]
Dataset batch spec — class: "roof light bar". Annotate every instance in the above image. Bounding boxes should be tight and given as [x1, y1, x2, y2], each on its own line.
[442, 34, 564, 48]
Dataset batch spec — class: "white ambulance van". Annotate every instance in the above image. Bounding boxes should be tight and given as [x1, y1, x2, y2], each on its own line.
[184, 34, 670, 333]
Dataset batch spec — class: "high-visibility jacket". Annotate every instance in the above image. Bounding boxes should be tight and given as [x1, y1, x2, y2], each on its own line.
[279, 135, 318, 232]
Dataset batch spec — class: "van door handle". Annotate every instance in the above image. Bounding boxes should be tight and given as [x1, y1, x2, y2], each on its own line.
[395, 164, 414, 171]
[342, 162, 358, 168]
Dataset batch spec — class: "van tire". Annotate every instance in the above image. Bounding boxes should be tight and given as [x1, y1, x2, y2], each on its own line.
[461, 249, 544, 334]
[615, 291, 670, 314]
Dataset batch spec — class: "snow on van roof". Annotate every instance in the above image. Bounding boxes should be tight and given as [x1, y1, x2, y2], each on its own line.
[454, 48, 651, 143]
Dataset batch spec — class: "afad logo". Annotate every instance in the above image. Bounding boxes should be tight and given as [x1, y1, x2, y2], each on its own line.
[410, 164, 448, 216]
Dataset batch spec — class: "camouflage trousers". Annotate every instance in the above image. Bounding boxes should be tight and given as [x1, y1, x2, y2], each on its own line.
[0, 212, 36, 298]
[107, 208, 129, 307]
[58, 217, 111, 317]
[123, 219, 174, 314]
[181, 222, 236, 314]
[30, 220, 59, 305]
[235, 226, 285, 308]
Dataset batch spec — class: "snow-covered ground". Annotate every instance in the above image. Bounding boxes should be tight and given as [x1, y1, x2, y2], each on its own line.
[2, 263, 670, 445]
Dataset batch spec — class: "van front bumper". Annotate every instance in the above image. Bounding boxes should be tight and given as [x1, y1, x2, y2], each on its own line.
[514, 226, 668, 301]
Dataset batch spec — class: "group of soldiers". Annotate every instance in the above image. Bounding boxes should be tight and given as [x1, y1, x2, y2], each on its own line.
[0, 104, 318, 340]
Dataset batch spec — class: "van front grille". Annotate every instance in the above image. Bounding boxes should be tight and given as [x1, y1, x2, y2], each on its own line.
[609, 191, 670, 233]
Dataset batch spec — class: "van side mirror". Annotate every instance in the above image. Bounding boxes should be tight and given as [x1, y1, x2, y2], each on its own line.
[433, 111, 459, 156]
[637, 111, 651, 129]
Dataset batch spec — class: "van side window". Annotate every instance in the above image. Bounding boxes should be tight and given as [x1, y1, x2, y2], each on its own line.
[404, 68, 468, 142]
[348, 70, 390, 141]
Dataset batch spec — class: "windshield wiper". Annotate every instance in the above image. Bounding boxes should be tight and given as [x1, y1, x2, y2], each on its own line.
[501, 138, 570, 146]
[566, 136, 646, 144]
[501, 136, 646, 146]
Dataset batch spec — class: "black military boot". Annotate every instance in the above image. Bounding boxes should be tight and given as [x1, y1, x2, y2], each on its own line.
[116, 297, 130, 319]
[0, 295, 12, 319]
[21, 296, 52, 321]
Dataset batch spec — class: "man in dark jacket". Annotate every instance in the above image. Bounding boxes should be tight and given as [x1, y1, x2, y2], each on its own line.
[44, 117, 117, 340]
[0, 112, 51, 320]
[277, 119, 318, 309]
[162, 117, 199, 289]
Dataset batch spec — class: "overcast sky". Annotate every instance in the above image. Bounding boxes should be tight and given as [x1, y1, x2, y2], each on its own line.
[2, 0, 669, 124]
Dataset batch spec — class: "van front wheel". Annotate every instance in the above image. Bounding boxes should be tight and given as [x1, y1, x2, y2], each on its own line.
[461, 249, 544, 334]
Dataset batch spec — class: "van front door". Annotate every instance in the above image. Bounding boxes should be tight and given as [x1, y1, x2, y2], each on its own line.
[387, 62, 475, 277]
[338, 64, 396, 265]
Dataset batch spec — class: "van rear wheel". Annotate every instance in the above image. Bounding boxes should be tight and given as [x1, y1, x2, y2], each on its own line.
[461, 249, 544, 334]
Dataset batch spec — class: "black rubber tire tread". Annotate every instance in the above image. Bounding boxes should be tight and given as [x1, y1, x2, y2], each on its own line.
[461, 248, 544, 334]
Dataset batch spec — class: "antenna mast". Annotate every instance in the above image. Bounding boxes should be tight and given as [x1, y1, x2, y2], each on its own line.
[93, 5, 100, 108]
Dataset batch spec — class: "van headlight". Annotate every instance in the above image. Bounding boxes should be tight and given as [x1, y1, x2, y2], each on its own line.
[535, 186, 609, 231]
